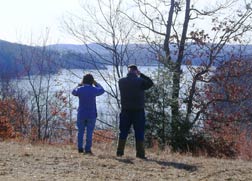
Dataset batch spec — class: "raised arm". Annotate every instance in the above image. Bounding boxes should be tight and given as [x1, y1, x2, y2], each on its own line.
[94, 82, 105, 96]
[140, 73, 154, 90]
[72, 85, 81, 96]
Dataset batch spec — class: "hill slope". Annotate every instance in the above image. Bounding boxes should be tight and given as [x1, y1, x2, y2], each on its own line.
[0, 141, 252, 180]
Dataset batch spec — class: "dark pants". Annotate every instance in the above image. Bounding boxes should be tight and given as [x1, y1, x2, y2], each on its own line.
[119, 109, 146, 141]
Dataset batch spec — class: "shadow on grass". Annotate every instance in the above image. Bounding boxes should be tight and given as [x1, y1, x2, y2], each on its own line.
[115, 157, 134, 164]
[147, 158, 198, 172]
[114, 156, 197, 172]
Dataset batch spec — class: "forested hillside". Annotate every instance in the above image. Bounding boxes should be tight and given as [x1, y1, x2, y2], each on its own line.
[1, 39, 252, 80]
[0, 40, 105, 79]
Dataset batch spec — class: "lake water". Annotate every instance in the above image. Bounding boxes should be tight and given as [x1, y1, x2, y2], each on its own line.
[15, 65, 200, 128]
[15, 65, 160, 127]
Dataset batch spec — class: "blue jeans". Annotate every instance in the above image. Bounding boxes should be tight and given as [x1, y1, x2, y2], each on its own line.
[119, 110, 146, 141]
[77, 118, 96, 152]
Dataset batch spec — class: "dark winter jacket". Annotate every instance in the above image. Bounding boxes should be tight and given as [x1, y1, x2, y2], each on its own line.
[119, 73, 153, 110]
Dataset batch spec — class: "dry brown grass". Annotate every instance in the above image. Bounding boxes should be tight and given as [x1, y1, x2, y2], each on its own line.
[1, 141, 252, 180]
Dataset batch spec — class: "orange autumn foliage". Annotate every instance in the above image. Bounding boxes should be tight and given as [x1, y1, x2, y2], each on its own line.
[0, 116, 14, 139]
[202, 58, 252, 159]
[93, 130, 116, 143]
[0, 98, 30, 140]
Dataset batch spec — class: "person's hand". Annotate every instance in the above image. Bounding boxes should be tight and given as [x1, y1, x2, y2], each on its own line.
[93, 80, 98, 86]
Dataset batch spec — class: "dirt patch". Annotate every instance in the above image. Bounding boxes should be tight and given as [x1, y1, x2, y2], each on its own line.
[0, 141, 252, 180]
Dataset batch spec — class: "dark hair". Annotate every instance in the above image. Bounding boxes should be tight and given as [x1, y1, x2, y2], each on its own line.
[128, 64, 138, 71]
[81, 74, 94, 85]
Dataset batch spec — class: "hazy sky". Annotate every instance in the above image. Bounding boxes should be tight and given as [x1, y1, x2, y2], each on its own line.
[0, 0, 246, 45]
[0, 0, 81, 44]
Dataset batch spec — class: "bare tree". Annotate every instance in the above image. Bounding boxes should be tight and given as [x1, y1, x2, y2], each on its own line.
[62, 0, 138, 131]
[16, 32, 61, 141]
[122, 0, 252, 150]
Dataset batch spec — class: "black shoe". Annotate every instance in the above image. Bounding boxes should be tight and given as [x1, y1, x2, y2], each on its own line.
[116, 139, 126, 157]
[116, 150, 124, 157]
[136, 141, 147, 160]
[78, 148, 84, 153]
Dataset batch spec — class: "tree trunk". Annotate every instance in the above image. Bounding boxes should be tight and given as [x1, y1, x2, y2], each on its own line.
[163, 0, 175, 63]
[170, 0, 191, 151]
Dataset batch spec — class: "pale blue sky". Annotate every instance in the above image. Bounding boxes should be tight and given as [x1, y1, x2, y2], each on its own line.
[0, 0, 247, 45]
[0, 0, 81, 44]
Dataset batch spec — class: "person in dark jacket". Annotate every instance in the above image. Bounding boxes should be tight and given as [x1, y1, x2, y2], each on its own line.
[72, 74, 105, 154]
[117, 64, 153, 159]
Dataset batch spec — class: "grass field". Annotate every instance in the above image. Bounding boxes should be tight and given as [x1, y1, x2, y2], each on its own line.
[1, 141, 252, 180]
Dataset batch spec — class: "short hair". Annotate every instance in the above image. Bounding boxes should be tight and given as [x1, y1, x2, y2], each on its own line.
[128, 64, 138, 71]
[82, 74, 94, 85]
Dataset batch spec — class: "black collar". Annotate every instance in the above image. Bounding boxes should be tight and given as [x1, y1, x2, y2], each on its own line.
[127, 72, 137, 78]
